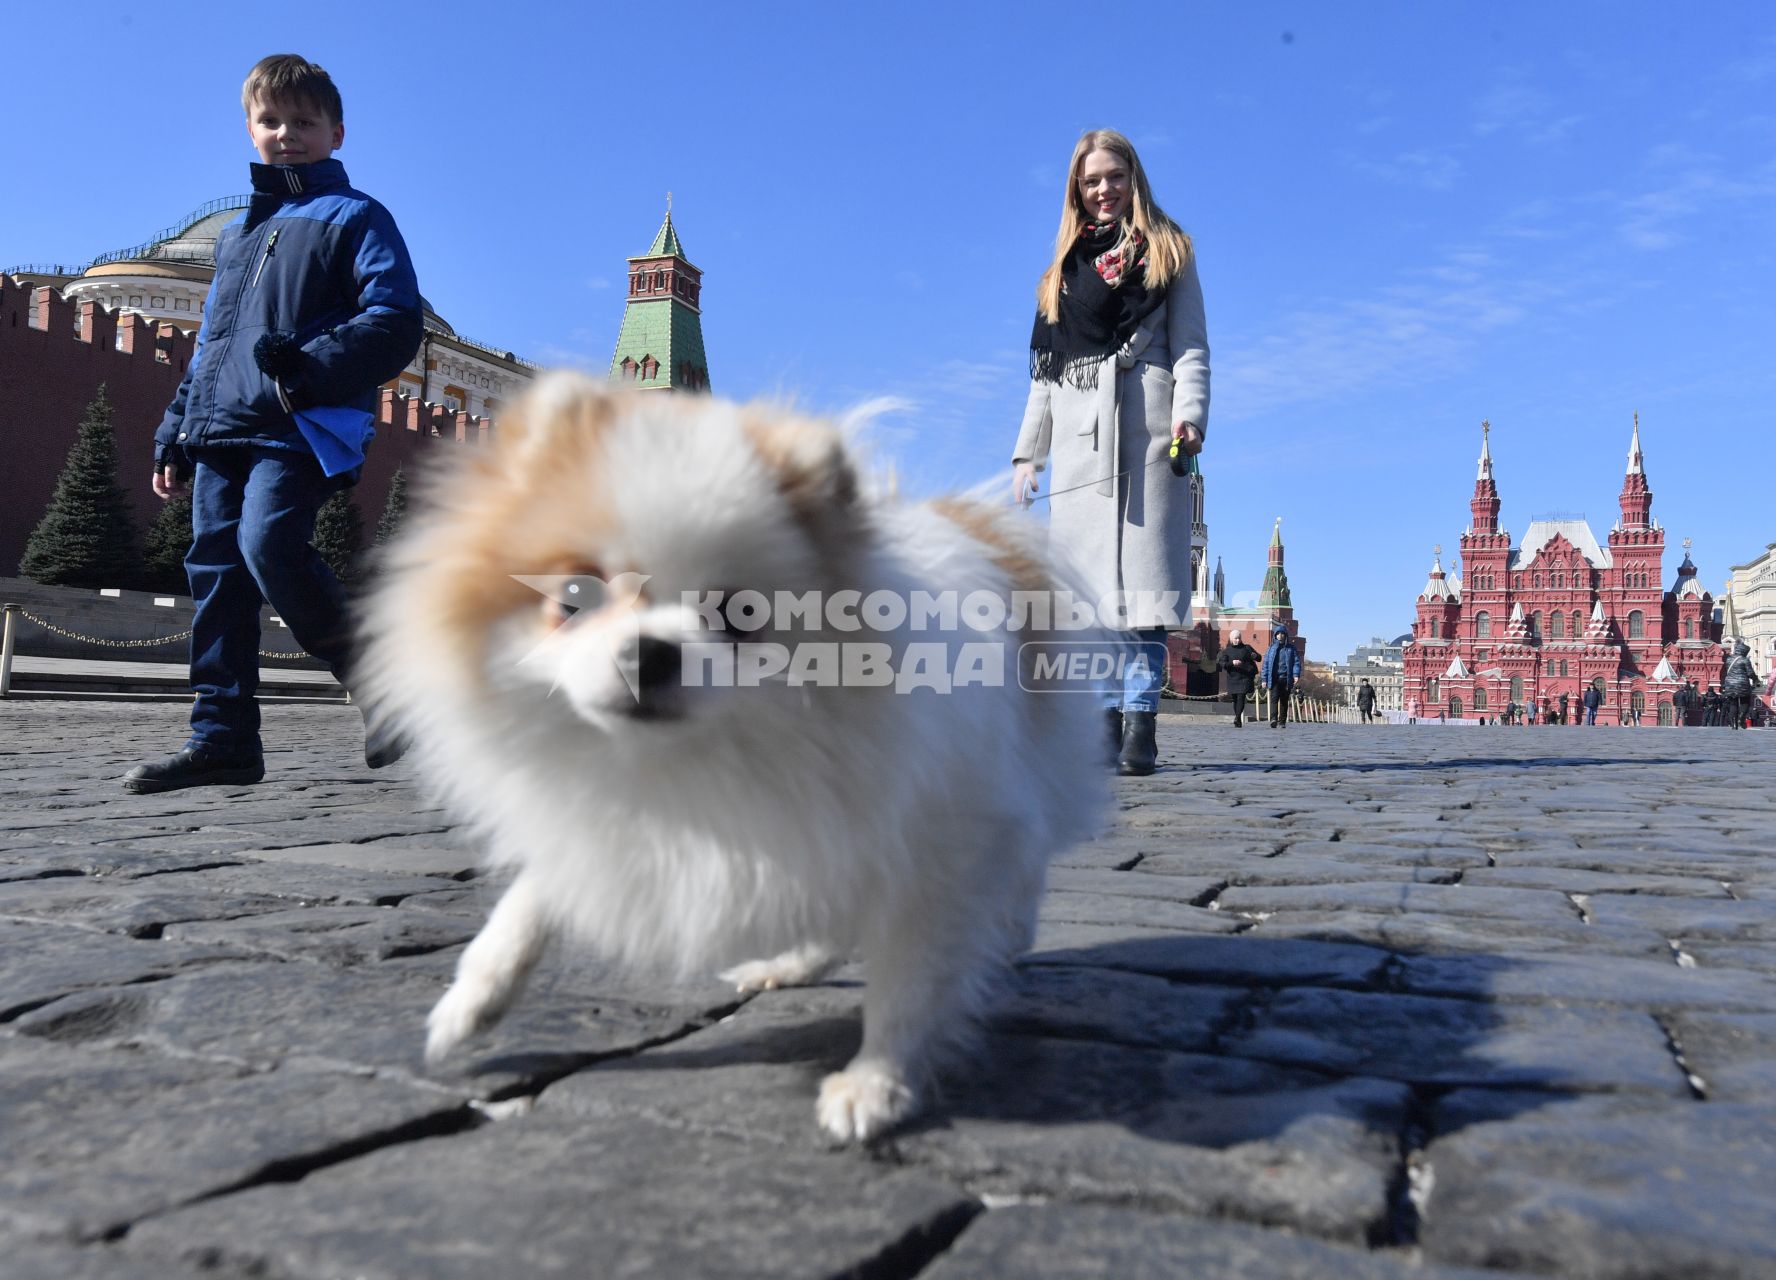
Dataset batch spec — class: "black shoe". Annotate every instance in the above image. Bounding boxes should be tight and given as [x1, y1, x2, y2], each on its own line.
[361, 702, 409, 769]
[1105, 708, 1124, 767]
[1117, 711, 1158, 777]
[124, 746, 264, 794]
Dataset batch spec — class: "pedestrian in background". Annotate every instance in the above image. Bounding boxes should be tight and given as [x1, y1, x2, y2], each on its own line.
[1217, 630, 1261, 727]
[1356, 677, 1378, 724]
[1702, 685, 1722, 727]
[1722, 642, 1758, 731]
[1011, 127, 1209, 778]
[1261, 624, 1301, 728]
[1582, 683, 1601, 726]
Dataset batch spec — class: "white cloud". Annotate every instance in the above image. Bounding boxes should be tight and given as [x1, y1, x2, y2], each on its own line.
[1473, 79, 1581, 145]
[1350, 148, 1463, 191]
[1216, 250, 1546, 421]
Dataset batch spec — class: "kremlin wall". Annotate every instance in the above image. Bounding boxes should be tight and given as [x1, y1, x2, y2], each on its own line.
[0, 275, 493, 576]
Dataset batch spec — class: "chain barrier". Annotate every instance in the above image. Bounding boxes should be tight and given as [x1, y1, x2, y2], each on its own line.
[16, 608, 310, 660]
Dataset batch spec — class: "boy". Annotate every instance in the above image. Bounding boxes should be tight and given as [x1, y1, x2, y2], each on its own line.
[125, 55, 423, 793]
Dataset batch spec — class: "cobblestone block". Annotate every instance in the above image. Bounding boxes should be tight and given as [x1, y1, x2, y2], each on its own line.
[1420, 1095, 1776, 1278]
[922, 1204, 1522, 1280]
[123, 1112, 977, 1280]
[0, 1033, 467, 1244]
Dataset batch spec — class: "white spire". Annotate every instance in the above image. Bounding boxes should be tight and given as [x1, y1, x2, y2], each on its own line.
[1478, 419, 1493, 481]
[1626, 411, 1644, 476]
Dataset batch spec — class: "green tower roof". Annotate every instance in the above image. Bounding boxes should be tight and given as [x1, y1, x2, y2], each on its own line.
[609, 210, 709, 392]
[644, 213, 683, 260]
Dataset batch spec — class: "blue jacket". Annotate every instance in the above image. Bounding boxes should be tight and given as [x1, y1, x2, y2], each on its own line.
[155, 159, 423, 472]
[1261, 635, 1301, 685]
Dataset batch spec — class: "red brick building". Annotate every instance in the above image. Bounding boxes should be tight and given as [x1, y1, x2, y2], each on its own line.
[1403, 420, 1724, 725]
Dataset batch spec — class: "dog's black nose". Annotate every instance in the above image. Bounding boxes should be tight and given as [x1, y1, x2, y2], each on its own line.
[635, 635, 682, 692]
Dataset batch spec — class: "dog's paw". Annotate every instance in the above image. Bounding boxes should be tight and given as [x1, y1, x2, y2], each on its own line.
[425, 979, 506, 1065]
[817, 1061, 916, 1142]
[719, 946, 833, 994]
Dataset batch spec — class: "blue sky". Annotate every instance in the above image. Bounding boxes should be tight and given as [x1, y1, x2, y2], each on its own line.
[6, 2, 1773, 661]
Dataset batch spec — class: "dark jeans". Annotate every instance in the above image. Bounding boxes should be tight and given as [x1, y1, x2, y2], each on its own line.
[185, 446, 352, 754]
[1360, 707, 1375, 723]
[1269, 681, 1292, 726]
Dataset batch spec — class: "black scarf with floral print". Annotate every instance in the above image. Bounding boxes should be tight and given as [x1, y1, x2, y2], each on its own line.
[1029, 222, 1163, 386]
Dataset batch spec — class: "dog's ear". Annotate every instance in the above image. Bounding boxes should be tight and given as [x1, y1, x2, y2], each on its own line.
[496, 371, 619, 473]
[743, 414, 860, 532]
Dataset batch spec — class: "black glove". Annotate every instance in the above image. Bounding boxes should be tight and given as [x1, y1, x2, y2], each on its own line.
[253, 331, 306, 380]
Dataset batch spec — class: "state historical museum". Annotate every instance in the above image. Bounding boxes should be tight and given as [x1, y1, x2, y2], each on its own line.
[1403, 419, 1724, 726]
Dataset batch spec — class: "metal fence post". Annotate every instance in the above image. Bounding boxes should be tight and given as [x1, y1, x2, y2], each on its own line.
[1, 604, 18, 698]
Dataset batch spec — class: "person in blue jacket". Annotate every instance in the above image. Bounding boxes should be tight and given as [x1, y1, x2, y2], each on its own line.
[126, 54, 423, 793]
[1260, 624, 1302, 729]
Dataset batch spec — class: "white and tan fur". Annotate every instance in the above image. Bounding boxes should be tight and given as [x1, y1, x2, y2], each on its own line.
[358, 373, 1107, 1140]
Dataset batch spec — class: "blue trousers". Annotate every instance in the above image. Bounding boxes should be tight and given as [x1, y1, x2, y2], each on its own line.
[1105, 627, 1169, 713]
[185, 447, 352, 753]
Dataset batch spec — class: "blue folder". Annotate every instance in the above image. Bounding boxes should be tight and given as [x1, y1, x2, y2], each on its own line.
[293, 406, 376, 477]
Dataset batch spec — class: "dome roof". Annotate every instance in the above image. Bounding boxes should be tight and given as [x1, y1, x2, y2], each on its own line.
[74, 194, 456, 334]
[84, 197, 252, 273]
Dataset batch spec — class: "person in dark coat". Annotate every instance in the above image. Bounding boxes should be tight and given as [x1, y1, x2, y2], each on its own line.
[1356, 678, 1378, 724]
[1722, 642, 1758, 731]
[1675, 681, 1696, 726]
[1557, 692, 1570, 725]
[1260, 625, 1301, 728]
[1217, 630, 1261, 727]
[1702, 685, 1722, 727]
[1582, 683, 1601, 726]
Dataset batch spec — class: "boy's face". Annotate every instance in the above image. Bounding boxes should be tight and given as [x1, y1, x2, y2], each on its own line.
[246, 93, 343, 166]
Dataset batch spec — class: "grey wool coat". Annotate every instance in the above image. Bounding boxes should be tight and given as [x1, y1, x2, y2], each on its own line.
[1012, 253, 1210, 629]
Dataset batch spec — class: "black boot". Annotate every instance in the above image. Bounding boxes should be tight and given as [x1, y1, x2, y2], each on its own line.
[360, 701, 409, 769]
[124, 745, 265, 794]
[1105, 708, 1124, 767]
[1117, 711, 1158, 777]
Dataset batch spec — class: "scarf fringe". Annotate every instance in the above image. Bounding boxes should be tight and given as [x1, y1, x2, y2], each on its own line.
[1030, 349, 1103, 391]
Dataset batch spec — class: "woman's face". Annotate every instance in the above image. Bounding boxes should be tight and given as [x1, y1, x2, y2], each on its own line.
[1077, 148, 1132, 224]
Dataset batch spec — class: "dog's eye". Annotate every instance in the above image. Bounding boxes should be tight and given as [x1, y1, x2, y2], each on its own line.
[543, 573, 607, 625]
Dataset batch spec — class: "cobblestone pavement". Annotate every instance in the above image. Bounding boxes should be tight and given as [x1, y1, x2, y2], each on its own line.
[3, 702, 1774, 1279]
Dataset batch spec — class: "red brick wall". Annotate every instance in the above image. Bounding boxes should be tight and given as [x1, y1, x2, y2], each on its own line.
[0, 277, 491, 578]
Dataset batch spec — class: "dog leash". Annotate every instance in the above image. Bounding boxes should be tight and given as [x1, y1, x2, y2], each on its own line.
[1020, 438, 1199, 505]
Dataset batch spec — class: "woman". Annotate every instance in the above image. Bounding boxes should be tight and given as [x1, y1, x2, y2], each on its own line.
[1011, 129, 1209, 777]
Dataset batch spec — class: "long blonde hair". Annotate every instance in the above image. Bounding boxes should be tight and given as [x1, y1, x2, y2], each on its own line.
[1037, 129, 1192, 323]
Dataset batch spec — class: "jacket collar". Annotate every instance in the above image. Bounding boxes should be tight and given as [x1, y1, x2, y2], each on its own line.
[249, 158, 348, 198]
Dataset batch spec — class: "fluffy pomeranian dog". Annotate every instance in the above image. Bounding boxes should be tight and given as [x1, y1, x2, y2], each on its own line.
[357, 373, 1107, 1141]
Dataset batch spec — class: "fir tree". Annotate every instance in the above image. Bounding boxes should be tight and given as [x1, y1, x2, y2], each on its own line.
[313, 490, 365, 583]
[19, 385, 143, 587]
[374, 467, 409, 545]
[141, 493, 194, 595]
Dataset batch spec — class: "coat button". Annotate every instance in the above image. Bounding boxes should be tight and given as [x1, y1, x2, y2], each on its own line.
[177, 432, 188, 440]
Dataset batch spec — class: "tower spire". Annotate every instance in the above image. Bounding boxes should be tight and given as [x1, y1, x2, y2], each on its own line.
[1617, 412, 1652, 528]
[1259, 519, 1291, 608]
[1469, 419, 1501, 534]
